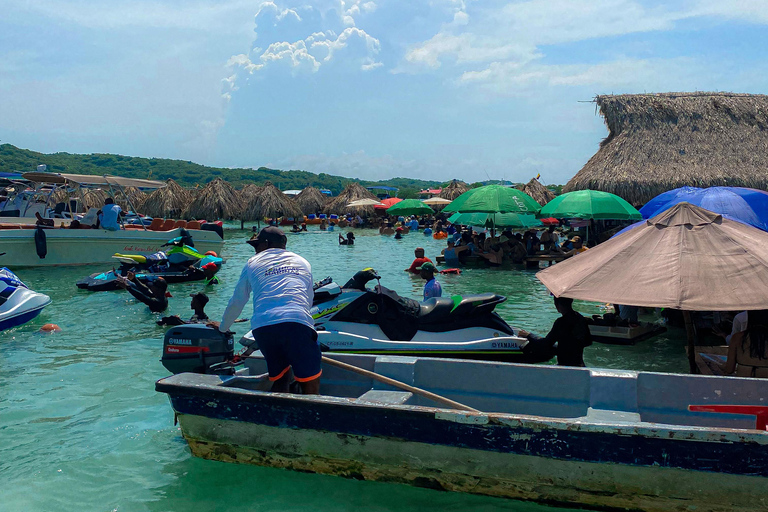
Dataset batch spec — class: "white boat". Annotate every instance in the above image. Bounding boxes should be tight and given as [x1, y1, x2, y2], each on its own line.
[0, 268, 51, 330]
[0, 172, 224, 267]
[589, 321, 667, 344]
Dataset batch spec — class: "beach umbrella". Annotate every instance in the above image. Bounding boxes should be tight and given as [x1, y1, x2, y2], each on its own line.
[640, 186, 768, 232]
[448, 212, 542, 229]
[386, 199, 433, 216]
[443, 185, 540, 214]
[540, 218, 560, 226]
[422, 197, 452, 206]
[141, 179, 191, 218]
[347, 198, 384, 208]
[639, 186, 702, 219]
[439, 180, 470, 200]
[295, 187, 327, 215]
[374, 197, 402, 210]
[537, 202, 768, 373]
[184, 177, 240, 221]
[538, 190, 641, 220]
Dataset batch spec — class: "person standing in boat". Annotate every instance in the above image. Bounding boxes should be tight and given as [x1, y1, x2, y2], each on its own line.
[97, 198, 122, 231]
[212, 227, 320, 394]
[517, 296, 592, 367]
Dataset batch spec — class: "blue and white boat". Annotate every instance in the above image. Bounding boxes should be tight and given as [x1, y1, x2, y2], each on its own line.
[0, 268, 51, 330]
[156, 332, 768, 512]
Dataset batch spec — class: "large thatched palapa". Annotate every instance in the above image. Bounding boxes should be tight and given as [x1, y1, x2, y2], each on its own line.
[140, 179, 191, 218]
[295, 186, 327, 215]
[324, 183, 379, 215]
[243, 182, 302, 220]
[237, 184, 263, 221]
[185, 177, 240, 221]
[565, 92, 768, 206]
[517, 178, 555, 206]
[439, 180, 470, 200]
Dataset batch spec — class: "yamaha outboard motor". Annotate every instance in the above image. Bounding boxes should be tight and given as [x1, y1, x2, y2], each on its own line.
[161, 324, 234, 374]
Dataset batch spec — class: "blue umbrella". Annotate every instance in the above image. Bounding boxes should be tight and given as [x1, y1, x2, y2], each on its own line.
[640, 187, 768, 232]
[639, 186, 701, 219]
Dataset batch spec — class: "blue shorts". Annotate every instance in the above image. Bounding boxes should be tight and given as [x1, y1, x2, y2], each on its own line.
[252, 322, 321, 382]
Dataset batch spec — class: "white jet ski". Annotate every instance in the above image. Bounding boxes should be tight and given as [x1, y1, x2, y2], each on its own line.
[241, 269, 553, 363]
[0, 268, 51, 331]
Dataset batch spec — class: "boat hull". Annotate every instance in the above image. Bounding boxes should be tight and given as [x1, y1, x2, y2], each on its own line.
[157, 355, 768, 512]
[0, 227, 223, 267]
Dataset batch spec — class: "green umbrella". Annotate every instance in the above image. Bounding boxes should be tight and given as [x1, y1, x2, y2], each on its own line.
[443, 185, 540, 214]
[448, 212, 542, 229]
[537, 190, 641, 220]
[386, 199, 433, 216]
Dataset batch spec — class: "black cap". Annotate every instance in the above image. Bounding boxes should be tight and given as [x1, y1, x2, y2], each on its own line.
[247, 226, 287, 248]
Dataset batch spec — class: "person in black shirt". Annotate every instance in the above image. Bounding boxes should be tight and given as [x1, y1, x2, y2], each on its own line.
[116, 271, 168, 313]
[517, 296, 592, 366]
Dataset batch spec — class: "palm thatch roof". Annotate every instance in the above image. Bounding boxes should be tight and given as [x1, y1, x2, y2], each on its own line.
[564, 92, 768, 206]
[295, 186, 326, 215]
[439, 180, 470, 200]
[140, 179, 191, 218]
[184, 177, 240, 221]
[242, 182, 303, 220]
[117, 186, 147, 211]
[324, 183, 379, 216]
[517, 178, 556, 206]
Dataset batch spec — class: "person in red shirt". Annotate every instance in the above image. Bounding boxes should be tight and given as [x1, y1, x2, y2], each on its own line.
[405, 247, 433, 274]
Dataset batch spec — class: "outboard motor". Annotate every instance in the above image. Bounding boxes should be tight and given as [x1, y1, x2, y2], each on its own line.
[161, 324, 234, 374]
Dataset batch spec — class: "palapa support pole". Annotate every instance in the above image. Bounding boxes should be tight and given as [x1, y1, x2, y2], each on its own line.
[683, 311, 699, 374]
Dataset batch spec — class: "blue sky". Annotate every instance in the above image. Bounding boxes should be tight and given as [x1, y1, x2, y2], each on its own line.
[1, 0, 766, 185]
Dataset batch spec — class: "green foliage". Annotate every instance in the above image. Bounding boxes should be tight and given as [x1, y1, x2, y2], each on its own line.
[0, 144, 442, 196]
[397, 187, 420, 199]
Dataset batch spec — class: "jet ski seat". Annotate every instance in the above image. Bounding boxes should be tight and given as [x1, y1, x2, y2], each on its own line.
[419, 294, 506, 324]
[418, 297, 455, 324]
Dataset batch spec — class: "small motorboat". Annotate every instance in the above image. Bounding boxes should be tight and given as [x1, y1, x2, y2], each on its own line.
[0, 268, 51, 331]
[589, 322, 667, 345]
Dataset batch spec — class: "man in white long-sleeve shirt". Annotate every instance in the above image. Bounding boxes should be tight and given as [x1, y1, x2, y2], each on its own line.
[216, 227, 320, 394]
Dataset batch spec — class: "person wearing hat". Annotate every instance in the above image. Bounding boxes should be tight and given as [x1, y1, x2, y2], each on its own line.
[405, 247, 432, 274]
[394, 226, 404, 240]
[564, 235, 588, 257]
[418, 262, 442, 300]
[157, 292, 210, 326]
[213, 226, 320, 394]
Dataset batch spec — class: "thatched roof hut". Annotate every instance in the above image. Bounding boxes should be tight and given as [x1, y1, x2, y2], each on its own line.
[140, 179, 191, 219]
[184, 177, 240, 221]
[517, 178, 556, 206]
[564, 92, 768, 206]
[242, 182, 303, 221]
[324, 183, 379, 216]
[295, 186, 326, 215]
[439, 180, 470, 200]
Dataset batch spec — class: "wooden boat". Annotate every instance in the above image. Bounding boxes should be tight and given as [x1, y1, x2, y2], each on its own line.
[589, 322, 667, 344]
[156, 354, 768, 512]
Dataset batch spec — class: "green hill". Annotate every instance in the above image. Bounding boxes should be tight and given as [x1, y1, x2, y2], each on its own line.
[0, 144, 441, 196]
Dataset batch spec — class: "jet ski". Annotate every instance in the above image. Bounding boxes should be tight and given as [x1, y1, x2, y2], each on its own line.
[76, 232, 223, 291]
[241, 268, 553, 363]
[0, 268, 51, 331]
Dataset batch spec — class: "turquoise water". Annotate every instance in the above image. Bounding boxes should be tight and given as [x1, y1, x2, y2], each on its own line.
[1, 225, 689, 511]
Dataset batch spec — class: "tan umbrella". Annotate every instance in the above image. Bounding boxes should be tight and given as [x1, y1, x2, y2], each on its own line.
[422, 197, 452, 205]
[537, 202, 768, 371]
[347, 198, 384, 207]
[184, 177, 240, 221]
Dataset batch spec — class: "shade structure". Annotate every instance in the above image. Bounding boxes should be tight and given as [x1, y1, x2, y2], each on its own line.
[538, 190, 641, 220]
[439, 180, 470, 200]
[537, 202, 768, 311]
[295, 187, 327, 215]
[516, 178, 556, 206]
[386, 199, 433, 216]
[639, 186, 701, 218]
[640, 186, 768, 232]
[141, 179, 191, 218]
[422, 197, 452, 206]
[540, 218, 560, 226]
[184, 177, 241, 221]
[374, 197, 402, 210]
[243, 182, 302, 221]
[347, 198, 384, 208]
[448, 212, 542, 229]
[444, 185, 540, 214]
[325, 183, 380, 215]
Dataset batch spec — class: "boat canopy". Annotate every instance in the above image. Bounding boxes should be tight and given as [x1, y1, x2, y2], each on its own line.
[21, 172, 166, 189]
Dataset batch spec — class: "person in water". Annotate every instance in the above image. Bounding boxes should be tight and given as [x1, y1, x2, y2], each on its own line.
[418, 262, 442, 300]
[116, 271, 169, 312]
[518, 296, 592, 367]
[212, 227, 320, 394]
[157, 292, 210, 326]
[406, 247, 432, 274]
[339, 232, 355, 245]
[291, 223, 301, 233]
[394, 227, 404, 239]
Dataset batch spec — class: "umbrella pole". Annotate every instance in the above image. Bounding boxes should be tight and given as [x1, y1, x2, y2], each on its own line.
[683, 311, 699, 374]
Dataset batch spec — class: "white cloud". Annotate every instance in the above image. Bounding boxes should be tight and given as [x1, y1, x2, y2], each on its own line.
[255, 1, 302, 22]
